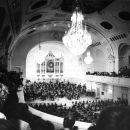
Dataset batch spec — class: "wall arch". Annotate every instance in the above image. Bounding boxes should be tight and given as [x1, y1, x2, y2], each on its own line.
[10, 31, 64, 77]
[119, 43, 130, 69]
[11, 37, 87, 80]
[93, 49, 106, 72]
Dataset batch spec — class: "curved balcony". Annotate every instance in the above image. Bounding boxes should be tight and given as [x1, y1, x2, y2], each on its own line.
[29, 106, 92, 130]
[86, 75, 130, 87]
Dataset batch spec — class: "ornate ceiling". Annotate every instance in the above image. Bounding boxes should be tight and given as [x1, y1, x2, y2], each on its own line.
[0, 0, 130, 58]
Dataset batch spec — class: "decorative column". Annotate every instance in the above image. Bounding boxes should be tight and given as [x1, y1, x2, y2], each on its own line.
[107, 54, 115, 72]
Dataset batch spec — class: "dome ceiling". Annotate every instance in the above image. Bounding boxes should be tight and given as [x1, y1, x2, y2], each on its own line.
[60, 0, 113, 13]
[0, 0, 129, 56]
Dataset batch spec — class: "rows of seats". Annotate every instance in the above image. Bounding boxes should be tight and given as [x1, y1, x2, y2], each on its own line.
[0, 69, 130, 130]
[29, 99, 127, 123]
[0, 69, 55, 130]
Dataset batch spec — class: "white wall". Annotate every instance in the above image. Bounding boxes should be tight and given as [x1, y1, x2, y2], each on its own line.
[98, 83, 113, 100]
[11, 31, 64, 78]
[119, 45, 130, 69]
[11, 31, 89, 80]
[26, 42, 88, 80]
[93, 49, 106, 72]
[85, 81, 113, 100]
[11, 31, 115, 78]
[113, 86, 122, 100]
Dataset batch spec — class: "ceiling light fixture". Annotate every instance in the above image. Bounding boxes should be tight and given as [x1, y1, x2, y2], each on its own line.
[84, 52, 93, 64]
[35, 32, 44, 64]
[62, 0, 92, 56]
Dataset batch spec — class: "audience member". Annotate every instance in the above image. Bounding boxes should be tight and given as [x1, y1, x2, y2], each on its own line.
[2, 91, 30, 121]
[119, 116, 130, 130]
[30, 98, 127, 123]
[0, 119, 18, 130]
[86, 66, 130, 78]
[28, 114, 54, 130]
[90, 105, 130, 130]
[63, 114, 76, 130]
[1, 69, 130, 130]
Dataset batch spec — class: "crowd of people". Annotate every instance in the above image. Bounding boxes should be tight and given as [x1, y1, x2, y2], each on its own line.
[24, 80, 95, 101]
[0, 87, 55, 130]
[29, 98, 128, 123]
[0, 69, 130, 130]
[86, 66, 130, 78]
[88, 105, 130, 130]
[0, 69, 23, 93]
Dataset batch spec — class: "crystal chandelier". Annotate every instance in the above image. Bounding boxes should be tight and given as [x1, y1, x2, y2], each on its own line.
[62, 2, 92, 56]
[35, 32, 44, 64]
[84, 52, 93, 64]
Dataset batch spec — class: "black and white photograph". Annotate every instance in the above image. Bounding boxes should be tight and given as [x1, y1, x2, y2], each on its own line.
[0, 0, 130, 130]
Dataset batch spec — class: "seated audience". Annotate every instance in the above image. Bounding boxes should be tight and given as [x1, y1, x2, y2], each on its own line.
[28, 114, 54, 130]
[2, 91, 30, 121]
[86, 66, 130, 78]
[63, 114, 75, 130]
[30, 98, 127, 123]
[119, 116, 130, 130]
[61, 113, 78, 130]
[88, 105, 130, 130]
[1, 69, 130, 130]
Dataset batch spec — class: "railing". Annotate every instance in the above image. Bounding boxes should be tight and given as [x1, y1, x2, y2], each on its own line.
[86, 75, 130, 87]
[29, 106, 92, 130]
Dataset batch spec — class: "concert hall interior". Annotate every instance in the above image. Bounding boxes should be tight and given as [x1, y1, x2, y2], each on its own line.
[0, 0, 130, 130]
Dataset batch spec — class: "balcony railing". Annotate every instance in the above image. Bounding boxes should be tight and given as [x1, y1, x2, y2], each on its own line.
[86, 75, 130, 87]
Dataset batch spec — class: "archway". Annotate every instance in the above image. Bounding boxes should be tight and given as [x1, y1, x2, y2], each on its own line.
[119, 43, 130, 69]
[26, 41, 86, 81]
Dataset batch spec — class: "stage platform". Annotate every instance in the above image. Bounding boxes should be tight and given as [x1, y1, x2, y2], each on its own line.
[26, 96, 96, 107]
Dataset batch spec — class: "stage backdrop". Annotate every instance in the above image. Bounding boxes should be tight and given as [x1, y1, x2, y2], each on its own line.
[26, 41, 87, 81]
